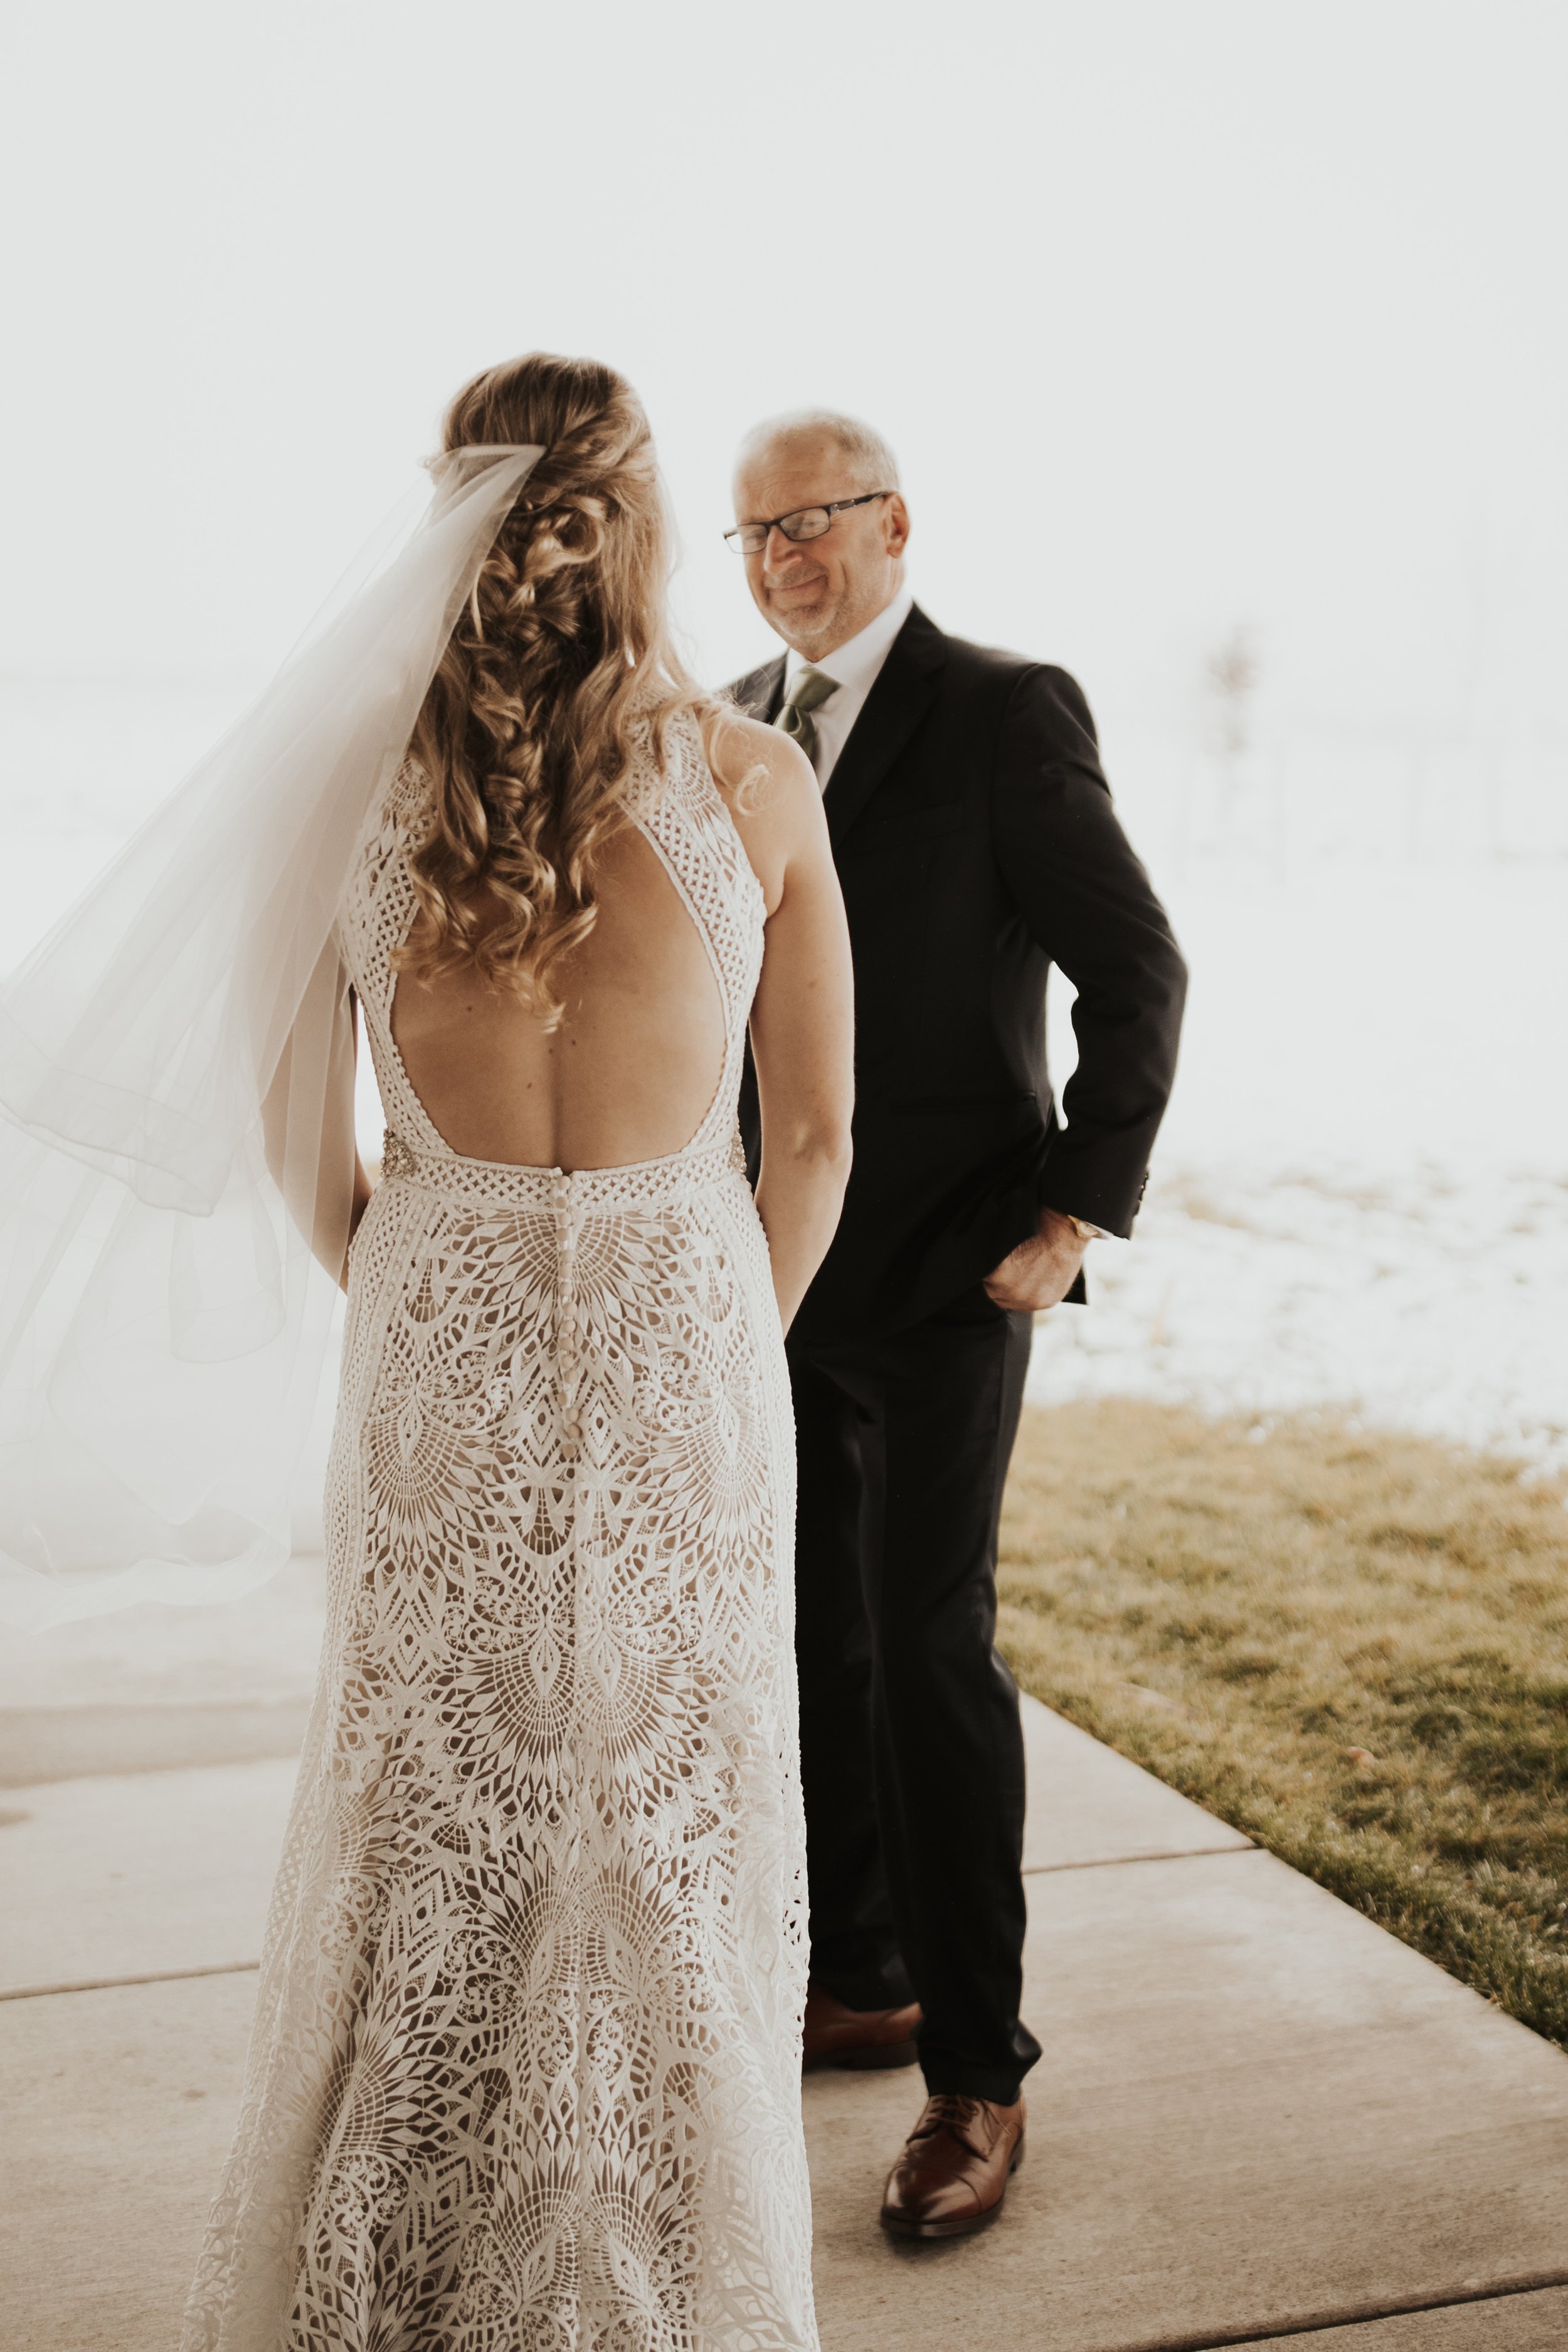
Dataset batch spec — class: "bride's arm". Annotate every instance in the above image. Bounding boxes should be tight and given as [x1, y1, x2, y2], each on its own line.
[260, 945, 373, 1290]
[339, 1023, 376, 1288]
[710, 712, 854, 1333]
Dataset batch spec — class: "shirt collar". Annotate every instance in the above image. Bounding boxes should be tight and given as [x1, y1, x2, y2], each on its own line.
[785, 582, 914, 696]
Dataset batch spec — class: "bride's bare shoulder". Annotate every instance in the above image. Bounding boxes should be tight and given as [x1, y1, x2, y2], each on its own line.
[699, 704, 824, 917]
[702, 704, 816, 813]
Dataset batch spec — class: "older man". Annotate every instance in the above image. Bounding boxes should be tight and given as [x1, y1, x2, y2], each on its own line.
[727, 411, 1186, 2240]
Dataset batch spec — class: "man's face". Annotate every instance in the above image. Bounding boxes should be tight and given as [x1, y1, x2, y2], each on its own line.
[732, 430, 911, 662]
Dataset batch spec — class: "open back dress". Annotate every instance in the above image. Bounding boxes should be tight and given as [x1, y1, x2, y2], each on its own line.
[183, 712, 818, 2352]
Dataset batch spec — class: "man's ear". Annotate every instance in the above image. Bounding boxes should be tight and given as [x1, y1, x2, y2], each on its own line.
[884, 494, 911, 558]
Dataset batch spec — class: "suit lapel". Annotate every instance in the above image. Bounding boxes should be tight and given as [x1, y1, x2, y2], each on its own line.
[731, 652, 787, 724]
[822, 605, 946, 850]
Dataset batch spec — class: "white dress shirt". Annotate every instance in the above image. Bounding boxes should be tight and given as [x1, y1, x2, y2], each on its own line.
[784, 582, 914, 787]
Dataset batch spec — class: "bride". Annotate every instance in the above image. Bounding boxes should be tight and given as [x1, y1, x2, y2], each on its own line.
[1, 353, 852, 2349]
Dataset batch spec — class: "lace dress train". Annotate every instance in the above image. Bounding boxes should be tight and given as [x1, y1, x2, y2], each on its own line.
[183, 720, 817, 2351]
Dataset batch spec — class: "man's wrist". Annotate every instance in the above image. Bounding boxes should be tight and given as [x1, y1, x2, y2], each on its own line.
[1044, 1205, 1109, 1243]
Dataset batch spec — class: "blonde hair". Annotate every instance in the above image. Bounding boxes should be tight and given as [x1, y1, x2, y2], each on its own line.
[396, 352, 713, 1024]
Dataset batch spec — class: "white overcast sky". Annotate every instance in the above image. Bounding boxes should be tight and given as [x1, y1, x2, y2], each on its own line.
[3, 0, 1564, 761]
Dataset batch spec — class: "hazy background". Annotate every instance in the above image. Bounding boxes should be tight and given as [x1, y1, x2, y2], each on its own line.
[5, 1, 1565, 749]
[2, 0, 1565, 1469]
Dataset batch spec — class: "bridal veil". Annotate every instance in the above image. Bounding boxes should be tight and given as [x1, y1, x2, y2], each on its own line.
[0, 444, 543, 1628]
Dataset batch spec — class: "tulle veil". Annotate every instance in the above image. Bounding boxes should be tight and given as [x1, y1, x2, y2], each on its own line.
[0, 443, 543, 1629]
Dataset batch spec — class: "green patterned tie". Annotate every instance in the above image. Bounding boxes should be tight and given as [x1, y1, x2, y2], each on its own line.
[776, 665, 839, 768]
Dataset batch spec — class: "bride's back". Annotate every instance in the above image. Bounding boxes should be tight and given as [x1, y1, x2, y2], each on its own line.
[391, 813, 726, 1173]
[388, 353, 735, 1176]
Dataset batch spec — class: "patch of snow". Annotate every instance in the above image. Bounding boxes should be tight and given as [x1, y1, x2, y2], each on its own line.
[1030, 1158, 1568, 1471]
[1034, 862, 1568, 1468]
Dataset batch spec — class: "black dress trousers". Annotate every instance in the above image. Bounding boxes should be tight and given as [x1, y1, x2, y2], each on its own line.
[788, 1283, 1044, 2105]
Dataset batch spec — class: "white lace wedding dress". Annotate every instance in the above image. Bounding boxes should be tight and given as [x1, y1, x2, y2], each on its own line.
[183, 716, 818, 2352]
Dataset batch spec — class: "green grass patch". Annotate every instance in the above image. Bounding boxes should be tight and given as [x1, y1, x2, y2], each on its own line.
[998, 1399, 1568, 2047]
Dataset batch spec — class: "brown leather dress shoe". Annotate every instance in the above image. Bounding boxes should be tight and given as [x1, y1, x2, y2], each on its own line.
[879, 2094, 1025, 2239]
[802, 1984, 923, 2071]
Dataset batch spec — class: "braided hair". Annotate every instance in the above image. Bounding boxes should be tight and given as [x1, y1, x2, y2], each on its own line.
[396, 352, 714, 1025]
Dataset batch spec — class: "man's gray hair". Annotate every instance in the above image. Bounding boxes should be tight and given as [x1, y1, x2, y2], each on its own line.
[736, 408, 901, 495]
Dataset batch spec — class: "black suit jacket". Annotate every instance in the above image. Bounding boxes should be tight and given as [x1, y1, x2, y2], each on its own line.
[730, 603, 1187, 1344]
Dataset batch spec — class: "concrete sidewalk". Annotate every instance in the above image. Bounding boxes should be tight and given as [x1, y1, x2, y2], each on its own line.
[3, 1696, 1566, 2350]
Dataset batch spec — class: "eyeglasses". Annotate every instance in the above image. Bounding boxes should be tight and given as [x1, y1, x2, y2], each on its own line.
[724, 491, 893, 554]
